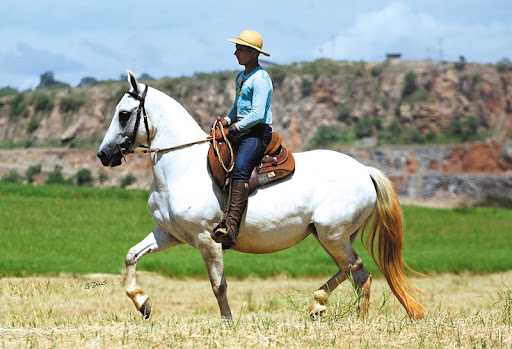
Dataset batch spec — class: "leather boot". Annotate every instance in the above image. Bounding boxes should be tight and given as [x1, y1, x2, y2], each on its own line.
[211, 180, 249, 249]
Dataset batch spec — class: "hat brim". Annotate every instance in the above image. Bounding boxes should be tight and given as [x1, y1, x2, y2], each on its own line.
[228, 38, 270, 56]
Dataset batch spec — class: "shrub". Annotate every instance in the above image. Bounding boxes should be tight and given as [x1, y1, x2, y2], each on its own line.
[402, 127, 426, 144]
[26, 118, 39, 133]
[354, 116, 381, 138]
[25, 164, 42, 183]
[1, 170, 23, 183]
[306, 125, 355, 149]
[380, 120, 403, 143]
[46, 165, 69, 185]
[379, 121, 433, 144]
[402, 71, 417, 98]
[370, 64, 383, 77]
[449, 115, 480, 142]
[425, 130, 437, 142]
[301, 59, 339, 78]
[120, 174, 136, 188]
[98, 172, 109, 184]
[471, 73, 481, 86]
[60, 93, 86, 113]
[67, 138, 98, 149]
[404, 88, 429, 104]
[336, 104, 351, 123]
[0, 86, 18, 97]
[10, 94, 27, 116]
[462, 115, 480, 141]
[354, 61, 366, 77]
[74, 168, 94, 186]
[301, 79, 313, 97]
[31, 92, 54, 113]
[381, 97, 389, 111]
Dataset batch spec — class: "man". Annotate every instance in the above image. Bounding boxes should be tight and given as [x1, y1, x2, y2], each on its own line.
[211, 29, 273, 249]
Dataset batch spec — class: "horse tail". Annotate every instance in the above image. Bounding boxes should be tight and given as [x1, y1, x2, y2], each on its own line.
[361, 166, 425, 320]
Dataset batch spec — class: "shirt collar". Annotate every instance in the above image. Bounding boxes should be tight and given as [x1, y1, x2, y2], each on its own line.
[241, 65, 262, 80]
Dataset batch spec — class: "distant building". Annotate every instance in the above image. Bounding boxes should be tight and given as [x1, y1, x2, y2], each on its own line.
[386, 53, 402, 64]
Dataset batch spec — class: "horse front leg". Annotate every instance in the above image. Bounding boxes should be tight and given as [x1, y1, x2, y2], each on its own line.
[197, 233, 232, 320]
[125, 226, 181, 318]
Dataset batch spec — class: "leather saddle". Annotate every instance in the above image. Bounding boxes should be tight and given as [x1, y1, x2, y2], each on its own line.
[208, 131, 295, 194]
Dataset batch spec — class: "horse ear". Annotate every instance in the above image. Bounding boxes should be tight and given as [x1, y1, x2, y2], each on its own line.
[127, 70, 139, 94]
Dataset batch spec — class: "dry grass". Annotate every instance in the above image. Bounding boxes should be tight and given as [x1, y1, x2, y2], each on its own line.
[1, 272, 511, 348]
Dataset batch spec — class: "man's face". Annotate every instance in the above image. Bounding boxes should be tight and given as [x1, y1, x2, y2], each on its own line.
[234, 44, 258, 65]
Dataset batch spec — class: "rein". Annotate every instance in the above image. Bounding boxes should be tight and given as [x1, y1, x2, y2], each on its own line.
[123, 87, 234, 171]
[137, 120, 234, 173]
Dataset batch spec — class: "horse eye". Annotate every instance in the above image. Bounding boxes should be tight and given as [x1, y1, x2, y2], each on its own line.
[118, 111, 131, 124]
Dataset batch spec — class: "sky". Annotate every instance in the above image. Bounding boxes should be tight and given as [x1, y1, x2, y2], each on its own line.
[0, 0, 510, 89]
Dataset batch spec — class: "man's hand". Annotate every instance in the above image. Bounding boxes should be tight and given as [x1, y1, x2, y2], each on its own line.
[227, 123, 239, 138]
[216, 116, 229, 127]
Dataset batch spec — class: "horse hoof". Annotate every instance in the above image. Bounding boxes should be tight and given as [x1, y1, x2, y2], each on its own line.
[221, 316, 233, 325]
[309, 304, 326, 321]
[211, 227, 228, 243]
[357, 275, 372, 318]
[139, 298, 152, 319]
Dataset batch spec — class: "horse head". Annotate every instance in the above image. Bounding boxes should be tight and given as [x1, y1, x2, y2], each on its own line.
[97, 71, 154, 167]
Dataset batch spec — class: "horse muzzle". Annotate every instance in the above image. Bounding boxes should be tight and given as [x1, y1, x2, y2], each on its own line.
[97, 145, 123, 167]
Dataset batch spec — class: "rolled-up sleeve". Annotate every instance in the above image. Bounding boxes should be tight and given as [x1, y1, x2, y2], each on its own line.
[237, 76, 270, 131]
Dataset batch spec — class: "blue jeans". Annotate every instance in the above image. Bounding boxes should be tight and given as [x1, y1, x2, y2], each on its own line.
[231, 124, 272, 181]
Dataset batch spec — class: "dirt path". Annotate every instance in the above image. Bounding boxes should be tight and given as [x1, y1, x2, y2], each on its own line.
[1, 272, 511, 348]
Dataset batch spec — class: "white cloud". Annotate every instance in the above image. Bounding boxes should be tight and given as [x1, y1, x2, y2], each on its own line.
[314, 1, 512, 62]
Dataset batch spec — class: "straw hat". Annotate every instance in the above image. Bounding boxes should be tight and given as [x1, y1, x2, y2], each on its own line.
[228, 30, 270, 56]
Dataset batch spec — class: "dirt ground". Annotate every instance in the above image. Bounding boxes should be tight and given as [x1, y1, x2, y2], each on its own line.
[1, 271, 511, 348]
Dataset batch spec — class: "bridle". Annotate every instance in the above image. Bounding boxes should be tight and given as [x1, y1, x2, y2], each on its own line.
[126, 85, 151, 151]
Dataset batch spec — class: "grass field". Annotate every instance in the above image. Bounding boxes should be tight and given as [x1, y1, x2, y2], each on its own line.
[1, 182, 512, 277]
[1, 272, 511, 348]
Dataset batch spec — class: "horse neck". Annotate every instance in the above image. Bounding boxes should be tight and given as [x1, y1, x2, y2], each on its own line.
[146, 88, 209, 186]
[146, 88, 207, 149]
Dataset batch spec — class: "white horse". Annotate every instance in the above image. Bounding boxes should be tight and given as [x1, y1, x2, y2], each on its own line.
[97, 72, 425, 321]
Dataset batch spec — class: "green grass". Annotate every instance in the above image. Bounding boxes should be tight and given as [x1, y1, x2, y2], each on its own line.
[1, 183, 511, 278]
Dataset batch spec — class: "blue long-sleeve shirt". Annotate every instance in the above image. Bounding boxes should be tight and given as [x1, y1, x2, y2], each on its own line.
[226, 66, 273, 132]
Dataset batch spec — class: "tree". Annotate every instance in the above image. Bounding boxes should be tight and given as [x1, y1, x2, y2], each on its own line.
[497, 57, 512, 73]
[78, 76, 98, 87]
[455, 55, 466, 71]
[37, 71, 70, 89]
[139, 73, 155, 81]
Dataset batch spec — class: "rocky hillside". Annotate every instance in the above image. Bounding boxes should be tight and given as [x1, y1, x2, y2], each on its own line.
[1, 59, 511, 151]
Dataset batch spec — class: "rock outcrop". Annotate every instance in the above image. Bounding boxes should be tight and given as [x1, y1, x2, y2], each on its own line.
[0, 60, 510, 149]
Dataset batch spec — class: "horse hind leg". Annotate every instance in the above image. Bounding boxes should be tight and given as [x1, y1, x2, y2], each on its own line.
[309, 225, 372, 319]
[309, 270, 347, 320]
[349, 256, 372, 317]
[125, 226, 181, 319]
